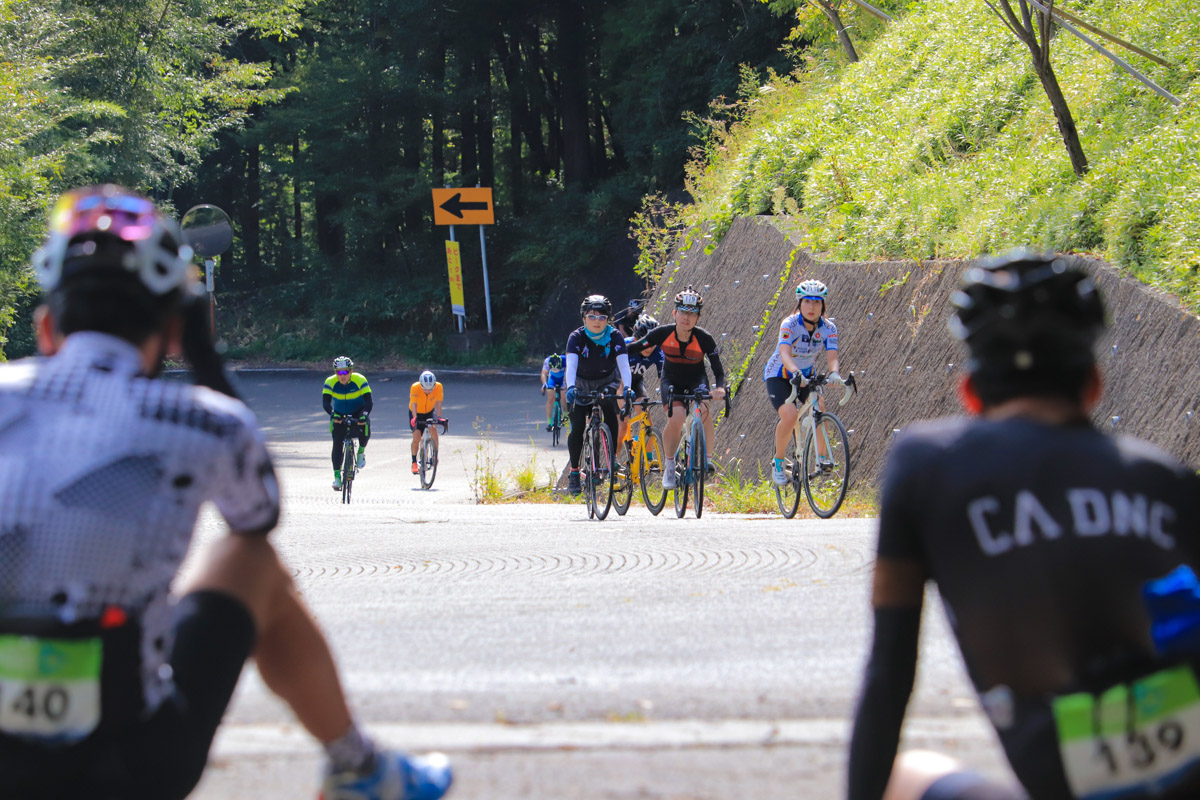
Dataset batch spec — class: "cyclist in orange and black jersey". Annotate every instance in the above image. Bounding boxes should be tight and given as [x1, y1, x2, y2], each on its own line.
[627, 286, 726, 489]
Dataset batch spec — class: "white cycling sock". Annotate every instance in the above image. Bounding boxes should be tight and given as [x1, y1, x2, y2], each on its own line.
[324, 723, 376, 773]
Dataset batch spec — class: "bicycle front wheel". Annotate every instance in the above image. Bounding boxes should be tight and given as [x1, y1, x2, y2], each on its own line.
[342, 441, 355, 504]
[552, 402, 562, 447]
[775, 428, 802, 519]
[593, 424, 614, 521]
[692, 426, 706, 519]
[803, 412, 850, 518]
[581, 434, 597, 519]
[419, 433, 438, 489]
[639, 427, 667, 515]
[673, 437, 689, 518]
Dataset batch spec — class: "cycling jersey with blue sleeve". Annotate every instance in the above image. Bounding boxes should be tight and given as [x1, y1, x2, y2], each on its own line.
[322, 373, 372, 415]
[625, 337, 665, 377]
[762, 313, 838, 380]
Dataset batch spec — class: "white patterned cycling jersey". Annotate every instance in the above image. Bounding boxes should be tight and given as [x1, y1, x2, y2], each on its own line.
[762, 313, 838, 380]
[0, 332, 280, 713]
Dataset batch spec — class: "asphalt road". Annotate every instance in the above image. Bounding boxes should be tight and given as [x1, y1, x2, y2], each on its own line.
[185, 370, 1014, 799]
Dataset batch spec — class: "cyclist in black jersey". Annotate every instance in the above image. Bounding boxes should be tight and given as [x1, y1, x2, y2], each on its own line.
[848, 252, 1200, 800]
[628, 286, 726, 489]
[0, 186, 451, 800]
[564, 294, 633, 495]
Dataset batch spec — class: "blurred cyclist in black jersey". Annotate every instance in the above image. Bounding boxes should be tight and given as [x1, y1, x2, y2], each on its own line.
[848, 252, 1200, 800]
[0, 186, 451, 800]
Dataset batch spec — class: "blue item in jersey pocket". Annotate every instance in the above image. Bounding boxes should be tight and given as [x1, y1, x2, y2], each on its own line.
[1143, 565, 1200, 659]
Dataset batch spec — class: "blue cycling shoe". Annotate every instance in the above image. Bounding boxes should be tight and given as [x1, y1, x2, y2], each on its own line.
[320, 750, 452, 800]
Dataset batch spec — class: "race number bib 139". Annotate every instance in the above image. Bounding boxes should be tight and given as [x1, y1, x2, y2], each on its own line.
[1053, 665, 1200, 798]
[0, 634, 101, 743]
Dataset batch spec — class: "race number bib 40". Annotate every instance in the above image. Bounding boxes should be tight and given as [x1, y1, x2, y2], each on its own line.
[0, 634, 101, 743]
[1053, 665, 1200, 798]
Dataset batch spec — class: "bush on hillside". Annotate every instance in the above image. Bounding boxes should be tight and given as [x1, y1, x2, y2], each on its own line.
[680, 0, 1200, 309]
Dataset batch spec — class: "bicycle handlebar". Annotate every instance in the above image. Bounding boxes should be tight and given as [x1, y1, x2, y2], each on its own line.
[787, 373, 857, 406]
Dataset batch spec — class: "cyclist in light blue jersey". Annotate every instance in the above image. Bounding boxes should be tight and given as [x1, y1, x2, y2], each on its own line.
[762, 279, 842, 486]
[540, 352, 566, 430]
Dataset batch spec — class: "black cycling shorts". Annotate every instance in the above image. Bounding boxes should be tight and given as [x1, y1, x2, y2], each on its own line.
[660, 377, 709, 417]
[765, 376, 811, 411]
[921, 772, 1028, 800]
[0, 590, 255, 800]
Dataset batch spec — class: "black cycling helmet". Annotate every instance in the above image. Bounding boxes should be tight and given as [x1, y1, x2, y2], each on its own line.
[580, 294, 612, 318]
[548, 353, 564, 369]
[950, 251, 1106, 375]
[633, 314, 659, 338]
[674, 286, 703, 313]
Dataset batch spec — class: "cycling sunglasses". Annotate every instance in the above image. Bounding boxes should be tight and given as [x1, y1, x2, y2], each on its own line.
[51, 188, 157, 242]
[584, 313, 609, 321]
[675, 304, 700, 314]
[336, 369, 350, 376]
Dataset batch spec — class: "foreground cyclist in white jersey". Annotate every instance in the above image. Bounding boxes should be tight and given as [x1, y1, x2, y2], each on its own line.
[0, 186, 451, 800]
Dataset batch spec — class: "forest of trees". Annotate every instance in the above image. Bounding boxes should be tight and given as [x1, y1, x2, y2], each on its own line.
[0, 0, 794, 360]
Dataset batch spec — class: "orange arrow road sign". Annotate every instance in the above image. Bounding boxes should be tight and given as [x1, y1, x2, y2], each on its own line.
[432, 187, 494, 226]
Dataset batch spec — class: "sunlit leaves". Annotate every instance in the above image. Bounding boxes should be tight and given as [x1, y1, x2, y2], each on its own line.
[687, 0, 1200, 310]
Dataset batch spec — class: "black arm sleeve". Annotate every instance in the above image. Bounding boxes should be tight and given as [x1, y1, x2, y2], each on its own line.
[362, 391, 373, 414]
[322, 393, 333, 415]
[707, 351, 726, 388]
[846, 605, 922, 800]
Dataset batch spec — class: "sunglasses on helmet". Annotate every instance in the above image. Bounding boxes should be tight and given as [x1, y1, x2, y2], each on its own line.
[51, 189, 158, 243]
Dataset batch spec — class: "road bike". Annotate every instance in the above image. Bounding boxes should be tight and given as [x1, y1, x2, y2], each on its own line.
[416, 417, 449, 490]
[548, 386, 565, 447]
[574, 388, 618, 520]
[613, 398, 666, 516]
[335, 414, 367, 504]
[774, 373, 856, 519]
[665, 387, 720, 519]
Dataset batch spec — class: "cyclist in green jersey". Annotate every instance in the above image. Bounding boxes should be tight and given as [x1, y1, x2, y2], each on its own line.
[323, 357, 372, 490]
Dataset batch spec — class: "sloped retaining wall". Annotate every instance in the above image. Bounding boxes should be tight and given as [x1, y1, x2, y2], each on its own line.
[646, 217, 1200, 488]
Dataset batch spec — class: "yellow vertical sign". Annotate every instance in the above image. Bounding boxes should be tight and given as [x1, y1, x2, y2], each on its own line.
[445, 241, 465, 316]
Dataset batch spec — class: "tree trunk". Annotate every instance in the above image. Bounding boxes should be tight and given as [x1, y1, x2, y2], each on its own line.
[243, 142, 262, 275]
[459, 50, 478, 186]
[994, 0, 1089, 176]
[590, 84, 607, 179]
[292, 135, 302, 268]
[1032, 59, 1088, 176]
[494, 31, 525, 214]
[476, 50, 494, 189]
[557, 1, 592, 189]
[402, 48, 423, 231]
[815, 1, 859, 63]
[514, 32, 550, 176]
[431, 44, 446, 191]
[315, 192, 344, 258]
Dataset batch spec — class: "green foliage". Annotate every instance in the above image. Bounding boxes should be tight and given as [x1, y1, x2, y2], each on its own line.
[685, 0, 1200, 309]
[470, 418, 505, 504]
[0, 0, 299, 359]
[628, 193, 686, 285]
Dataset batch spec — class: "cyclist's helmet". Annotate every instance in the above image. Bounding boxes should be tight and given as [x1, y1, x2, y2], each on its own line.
[796, 279, 828, 301]
[333, 356, 353, 371]
[548, 353, 565, 370]
[419, 370, 437, 391]
[674, 286, 703, 313]
[633, 314, 659, 338]
[949, 251, 1106, 373]
[32, 185, 197, 298]
[580, 294, 613, 318]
